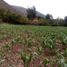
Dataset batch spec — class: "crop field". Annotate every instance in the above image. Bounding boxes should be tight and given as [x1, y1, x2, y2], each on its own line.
[0, 23, 67, 67]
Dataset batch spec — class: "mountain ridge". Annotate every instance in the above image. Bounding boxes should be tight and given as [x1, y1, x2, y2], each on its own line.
[0, 0, 45, 18]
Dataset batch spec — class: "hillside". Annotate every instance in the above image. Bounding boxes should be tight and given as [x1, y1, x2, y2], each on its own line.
[13, 6, 45, 18]
[0, 0, 26, 16]
[0, 0, 45, 18]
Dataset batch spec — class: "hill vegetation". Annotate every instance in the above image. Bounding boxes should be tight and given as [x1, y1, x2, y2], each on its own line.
[0, 8, 67, 26]
[0, 0, 67, 26]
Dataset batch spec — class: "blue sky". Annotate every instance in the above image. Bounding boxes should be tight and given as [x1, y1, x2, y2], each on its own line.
[4, 0, 67, 19]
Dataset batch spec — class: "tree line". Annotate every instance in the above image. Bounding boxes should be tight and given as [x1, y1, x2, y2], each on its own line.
[0, 6, 67, 26]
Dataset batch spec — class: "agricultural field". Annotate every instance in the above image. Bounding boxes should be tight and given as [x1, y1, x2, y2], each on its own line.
[0, 23, 67, 67]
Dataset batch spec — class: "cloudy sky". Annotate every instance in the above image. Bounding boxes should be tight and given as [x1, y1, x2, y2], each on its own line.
[4, 0, 67, 18]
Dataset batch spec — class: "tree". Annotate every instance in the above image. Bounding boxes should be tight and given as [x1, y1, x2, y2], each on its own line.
[54, 17, 64, 26]
[64, 16, 67, 26]
[45, 14, 54, 25]
[45, 14, 53, 20]
[27, 6, 36, 20]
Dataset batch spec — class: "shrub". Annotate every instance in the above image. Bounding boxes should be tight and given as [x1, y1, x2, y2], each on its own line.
[19, 17, 29, 24]
[38, 18, 52, 25]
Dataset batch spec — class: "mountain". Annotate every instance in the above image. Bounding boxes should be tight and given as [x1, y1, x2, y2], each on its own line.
[0, 0, 45, 18]
[12, 6, 27, 17]
[0, 0, 10, 9]
[13, 6, 45, 18]
[0, 0, 26, 16]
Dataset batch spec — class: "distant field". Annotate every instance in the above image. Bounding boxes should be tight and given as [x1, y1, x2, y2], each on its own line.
[0, 23, 67, 67]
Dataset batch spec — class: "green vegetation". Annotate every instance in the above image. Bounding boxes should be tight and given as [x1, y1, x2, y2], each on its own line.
[27, 6, 36, 20]
[0, 23, 67, 67]
[0, 9, 29, 24]
[0, 8, 67, 26]
[0, 1, 67, 66]
[20, 51, 32, 67]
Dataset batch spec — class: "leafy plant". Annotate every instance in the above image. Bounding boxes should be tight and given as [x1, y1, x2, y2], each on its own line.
[37, 46, 42, 55]
[43, 35, 55, 49]
[57, 54, 67, 67]
[63, 49, 67, 57]
[62, 36, 67, 45]
[20, 51, 32, 67]
[43, 58, 50, 67]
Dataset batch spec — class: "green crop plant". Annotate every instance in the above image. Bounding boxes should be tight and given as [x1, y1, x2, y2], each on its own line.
[20, 51, 32, 67]
[62, 36, 67, 45]
[43, 58, 50, 67]
[42, 35, 55, 49]
[37, 46, 43, 55]
[32, 51, 39, 61]
[4, 44, 11, 51]
[56, 53, 67, 67]
[26, 38, 32, 47]
[57, 33, 67, 45]
[63, 49, 67, 57]
[0, 48, 5, 65]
